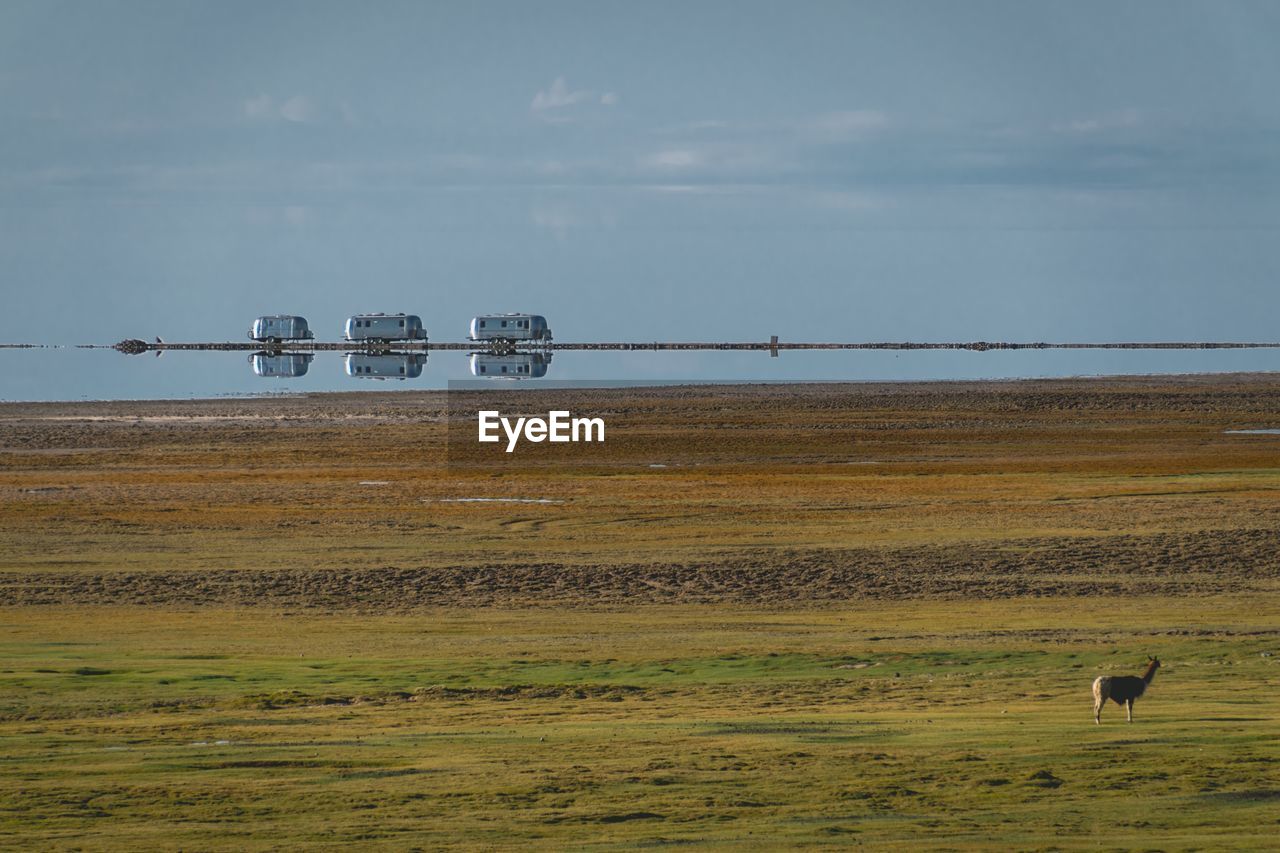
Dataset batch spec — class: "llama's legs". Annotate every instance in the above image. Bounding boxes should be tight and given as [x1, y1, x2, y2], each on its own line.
[1093, 696, 1103, 724]
[1126, 699, 1133, 723]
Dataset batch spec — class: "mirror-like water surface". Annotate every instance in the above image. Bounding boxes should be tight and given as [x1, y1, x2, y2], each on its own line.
[5, 346, 1280, 402]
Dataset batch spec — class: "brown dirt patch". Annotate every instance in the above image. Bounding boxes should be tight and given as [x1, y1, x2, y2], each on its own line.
[4, 528, 1275, 609]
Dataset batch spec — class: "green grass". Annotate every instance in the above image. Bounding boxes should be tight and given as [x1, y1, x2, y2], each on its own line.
[2, 598, 1277, 849]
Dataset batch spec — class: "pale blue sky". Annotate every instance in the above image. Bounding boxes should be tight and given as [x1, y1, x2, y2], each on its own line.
[2, 1, 1280, 396]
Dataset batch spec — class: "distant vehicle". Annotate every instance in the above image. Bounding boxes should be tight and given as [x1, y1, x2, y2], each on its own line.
[469, 351, 552, 379]
[469, 313, 551, 342]
[249, 352, 313, 378]
[344, 352, 427, 380]
[248, 315, 313, 343]
[344, 313, 425, 342]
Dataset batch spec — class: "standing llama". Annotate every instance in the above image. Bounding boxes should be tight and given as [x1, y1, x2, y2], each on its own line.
[1093, 656, 1160, 723]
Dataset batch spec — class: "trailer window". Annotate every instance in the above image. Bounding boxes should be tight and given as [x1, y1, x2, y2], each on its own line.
[399, 319, 405, 327]
[479, 320, 486, 328]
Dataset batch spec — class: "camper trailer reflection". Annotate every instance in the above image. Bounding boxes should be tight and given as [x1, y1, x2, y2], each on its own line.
[344, 352, 427, 380]
[248, 315, 313, 343]
[469, 313, 551, 342]
[469, 351, 552, 378]
[249, 352, 313, 378]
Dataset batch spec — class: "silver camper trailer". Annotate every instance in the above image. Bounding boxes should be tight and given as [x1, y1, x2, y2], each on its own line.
[343, 313, 425, 343]
[468, 313, 551, 342]
[248, 315, 313, 343]
[344, 352, 427, 380]
[469, 351, 552, 379]
[249, 352, 313, 378]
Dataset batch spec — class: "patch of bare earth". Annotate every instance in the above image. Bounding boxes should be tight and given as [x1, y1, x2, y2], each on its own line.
[4, 528, 1276, 609]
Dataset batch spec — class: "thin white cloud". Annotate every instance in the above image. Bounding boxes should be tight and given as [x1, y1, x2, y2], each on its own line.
[642, 149, 704, 169]
[243, 93, 274, 119]
[638, 143, 781, 177]
[531, 203, 578, 238]
[641, 184, 752, 195]
[243, 93, 323, 123]
[278, 95, 315, 123]
[531, 77, 590, 112]
[807, 189, 885, 212]
[283, 204, 312, 226]
[535, 160, 570, 176]
[651, 119, 730, 137]
[530, 201, 616, 239]
[1052, 109, 1141, 134]
[806, 110, 890, 141]
[530, 77, 617, 121]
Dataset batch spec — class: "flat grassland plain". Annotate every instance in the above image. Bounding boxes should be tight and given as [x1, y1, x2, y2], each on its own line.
[1, 376, 1278, 849]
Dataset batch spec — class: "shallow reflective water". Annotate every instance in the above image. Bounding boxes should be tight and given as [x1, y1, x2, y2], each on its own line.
[4, 346, 1280, 402]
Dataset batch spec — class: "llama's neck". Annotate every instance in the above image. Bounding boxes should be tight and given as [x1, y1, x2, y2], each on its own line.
[1142, 663, 1159, 683]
